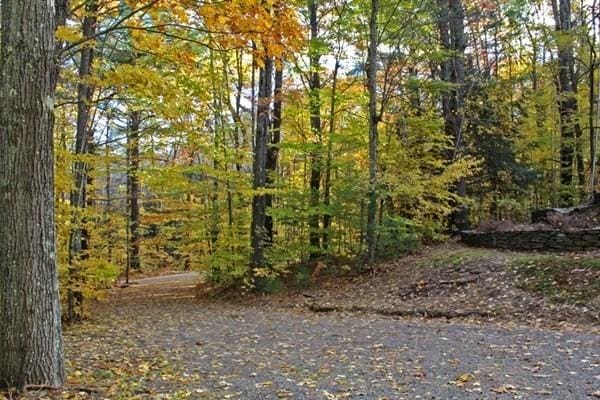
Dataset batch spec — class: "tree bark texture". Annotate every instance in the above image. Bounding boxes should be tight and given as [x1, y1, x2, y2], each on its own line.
[366, 0, 379, 263]
[251, 57, 273, 267]
[0, 0, 65, 389]
[322, 59, 340, 250]
[308, 0, 323, 259]
[265, 64, 283, 244]
[127, 111, 141, 271]
[439, 0, 469, 230]
[67, 0, 98, 323]
[552, 0, 581, 206]
[588, 6, 598, 198]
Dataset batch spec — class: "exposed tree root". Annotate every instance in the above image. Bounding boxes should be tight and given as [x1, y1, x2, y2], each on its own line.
[307, 303, 493, 319]
[24, 384, 100, 393]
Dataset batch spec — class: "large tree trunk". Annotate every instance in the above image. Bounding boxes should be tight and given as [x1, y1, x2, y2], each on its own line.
[448, 0, 466, 158]
[250, 57, 273, 267]
[0, 0, 65, 389]
[104, 126, 114, 263]
[449, 0, 468, 228]
[589, 4, 598, 199]
[323, 58, 340, 250]
[209, 49, 222, 253]
[127, 111, 141, 272]
[67, 0, 98, 323]
[552, 0, 580, 206]
[308, 0, 323, 259]
[438, 0, 452, 131]
[265, 64, 283, 244]
[438, 0, 469, 230]
[366, 0, 379, 263]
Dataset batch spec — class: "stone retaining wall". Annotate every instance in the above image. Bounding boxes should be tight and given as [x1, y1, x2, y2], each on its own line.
[461, 229, 600, 252]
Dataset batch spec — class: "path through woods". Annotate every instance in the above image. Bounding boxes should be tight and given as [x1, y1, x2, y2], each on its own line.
[42, 272, 600, 399]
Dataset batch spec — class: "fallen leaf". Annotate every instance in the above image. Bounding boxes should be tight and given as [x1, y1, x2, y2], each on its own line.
[492, 384, 516, 394]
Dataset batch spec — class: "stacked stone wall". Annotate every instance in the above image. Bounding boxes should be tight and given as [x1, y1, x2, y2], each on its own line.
[461, 229, 600, 251]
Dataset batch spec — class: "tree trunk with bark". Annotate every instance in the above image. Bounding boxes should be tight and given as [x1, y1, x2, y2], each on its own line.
[308, 0, 323, 259]
[366, 0, 379, 263]
[251, 57, 273, 267]
[0, 0, 65, 389]
[438, 0, 469, 230]
[127, 111, 141, 272]
[322, 59, 340, 250]
[67, 0, 98, 323]
[266, 64, 283, 244]
[588, 3, 598, 198]
[552, 0, 581, 206]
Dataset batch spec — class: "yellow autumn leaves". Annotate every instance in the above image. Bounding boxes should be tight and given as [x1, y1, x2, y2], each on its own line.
[200, 0, 304, 60]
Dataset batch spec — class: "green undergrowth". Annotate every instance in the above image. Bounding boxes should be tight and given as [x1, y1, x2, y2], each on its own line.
[255, 255, 361, 294]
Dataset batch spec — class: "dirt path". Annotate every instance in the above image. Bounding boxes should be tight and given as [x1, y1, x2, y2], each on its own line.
[129, 272, 201, 286]
[57, 272, 600, 400]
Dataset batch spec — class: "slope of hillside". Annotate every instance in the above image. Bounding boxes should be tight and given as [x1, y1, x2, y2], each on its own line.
[252, 243, 600, 331]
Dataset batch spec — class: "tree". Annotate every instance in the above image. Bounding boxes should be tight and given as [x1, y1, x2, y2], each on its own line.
[366, 0, 379, 263]
[308, 0, 324, 259]
[438, 0, 469, 230]
[0, 0, 65, 389]
[127, 110, 142, 273]
[67, 0, 99, 323]
[552, 0, 583, 206]
[266, 64, 283, 244]
[251, 56, 274, 268]
[586, 1, 599, 198]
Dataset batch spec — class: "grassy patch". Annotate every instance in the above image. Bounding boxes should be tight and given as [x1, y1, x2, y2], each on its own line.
[511, 255, 600, 304]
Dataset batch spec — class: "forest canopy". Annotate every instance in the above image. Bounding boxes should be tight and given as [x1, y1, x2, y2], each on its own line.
[46, 0, 599, 318]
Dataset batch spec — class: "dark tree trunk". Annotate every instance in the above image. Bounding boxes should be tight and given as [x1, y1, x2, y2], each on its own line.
[104, 127, 114, 263]
[251, 57, 273, 267]
[266, 64, 283, 244]
[67, 0, 97, 323]
[552, 0, 581, 206]
[251, 48, 257, 152]
[0, 0, 65, 389]
[127, 111, 141, 272]
[589, 15, 597, 197]
[366, 0, 379, 263]
[233, 49, 245, 172]
[209, 49, 222, 253]
[308, 0, 323, 259]
[438, 0, 452, 129]
[54, 0, 69, 58]
[448, 0, 466, 155]
[438, 0, 469, 231]
[323, 59, 340, 250]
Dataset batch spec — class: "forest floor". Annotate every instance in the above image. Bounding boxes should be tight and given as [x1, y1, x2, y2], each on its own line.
[10, 244, 600, 400]
[252, 242, 600, 331]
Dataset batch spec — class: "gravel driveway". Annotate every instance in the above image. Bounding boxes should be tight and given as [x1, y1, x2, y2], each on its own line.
[64, 273, 600, 399]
